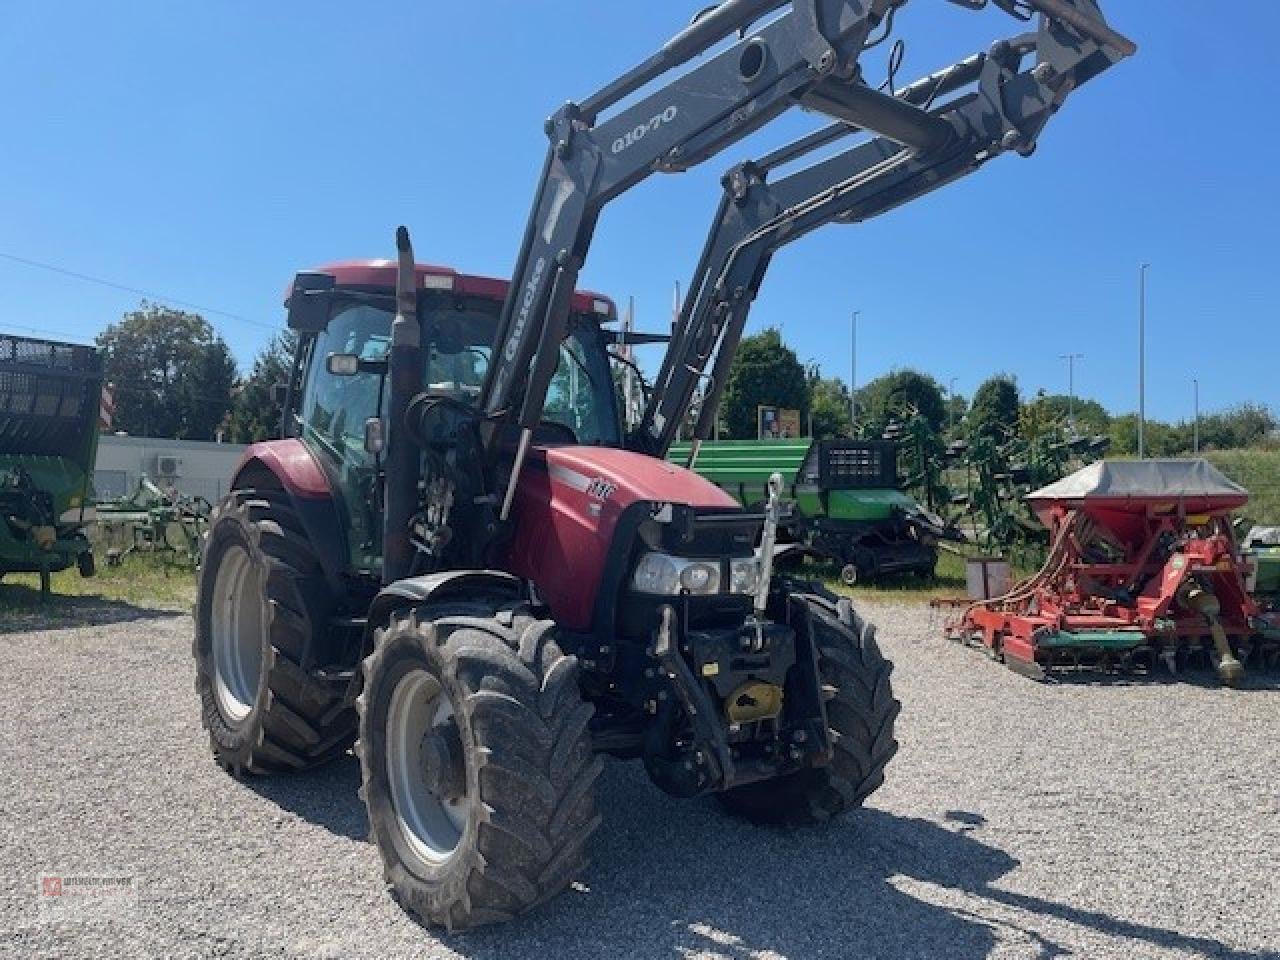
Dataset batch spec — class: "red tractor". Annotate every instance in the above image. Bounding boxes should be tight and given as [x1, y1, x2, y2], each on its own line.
[191, 0, 1133, 929]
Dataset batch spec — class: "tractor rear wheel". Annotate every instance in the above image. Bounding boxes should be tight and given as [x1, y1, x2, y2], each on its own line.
[356, 600, 602, 930]
[193, 491, 356, 776]
[717, 592, 898, 825]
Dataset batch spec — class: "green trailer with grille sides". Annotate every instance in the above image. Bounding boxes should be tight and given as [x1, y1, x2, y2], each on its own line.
[668, 438, 943, 585]
[0, 334, 104, 596]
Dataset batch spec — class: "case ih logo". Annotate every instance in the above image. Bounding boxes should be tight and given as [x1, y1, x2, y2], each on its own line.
[586, 478, 616, 501]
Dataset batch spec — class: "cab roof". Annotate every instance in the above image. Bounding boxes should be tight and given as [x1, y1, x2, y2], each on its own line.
[304, 260, 617, 320]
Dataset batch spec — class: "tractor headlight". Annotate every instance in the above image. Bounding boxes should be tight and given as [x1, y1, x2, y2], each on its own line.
[631, 552, 721, 596]
[729, 557, 762, 595]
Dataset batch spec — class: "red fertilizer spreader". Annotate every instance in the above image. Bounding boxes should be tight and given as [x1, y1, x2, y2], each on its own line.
[946, 460, 1280, 685]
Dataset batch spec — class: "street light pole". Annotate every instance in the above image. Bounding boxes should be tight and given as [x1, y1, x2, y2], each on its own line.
[1193, 378, 1200, 454]
[850, 309, 860, 432]
[1138, 263, 1150, 459]
[1060, 353, 1084, 433]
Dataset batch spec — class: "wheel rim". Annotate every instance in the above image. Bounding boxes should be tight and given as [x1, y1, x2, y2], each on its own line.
[386, 668, 468, 866]
[209, 543, 265, 725]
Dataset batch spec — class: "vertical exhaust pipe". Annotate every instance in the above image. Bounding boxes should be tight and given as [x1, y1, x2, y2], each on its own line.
[383, 226, 422, 585]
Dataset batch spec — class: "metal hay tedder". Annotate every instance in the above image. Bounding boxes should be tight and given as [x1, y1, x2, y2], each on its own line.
[945, 460, 1280, 686]
[96, 475, 212, 569]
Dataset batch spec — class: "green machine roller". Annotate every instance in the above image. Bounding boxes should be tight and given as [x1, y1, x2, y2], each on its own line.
[0, 334, 104, 597]
[668, 438, 947, 585]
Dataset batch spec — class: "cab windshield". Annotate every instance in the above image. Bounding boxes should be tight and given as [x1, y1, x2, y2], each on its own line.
[300, 300, 621, 457]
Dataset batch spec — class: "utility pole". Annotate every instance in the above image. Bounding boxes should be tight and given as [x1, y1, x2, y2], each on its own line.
[850, 309, 860, 430]
[1193, 378, 1200, 454]
[1060, 353, 1084, 433]
[948, 377, 959, 433]
[1138, 262, 1150, 459]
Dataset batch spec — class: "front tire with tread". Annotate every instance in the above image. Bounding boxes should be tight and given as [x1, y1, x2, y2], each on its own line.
[356, 599, 602, 930]
[717, 591, 899, 825]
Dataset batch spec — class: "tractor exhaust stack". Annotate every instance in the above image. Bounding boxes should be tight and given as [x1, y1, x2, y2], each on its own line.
[382, 226, 423, 584]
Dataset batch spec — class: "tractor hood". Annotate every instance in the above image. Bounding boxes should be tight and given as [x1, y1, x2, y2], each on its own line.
[539, 444, 739, 511]
[503, 445, 741, 630]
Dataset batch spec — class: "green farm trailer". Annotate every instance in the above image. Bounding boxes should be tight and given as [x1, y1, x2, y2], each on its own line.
[669, 438, 946, 585]
[0, 334, 104, 596]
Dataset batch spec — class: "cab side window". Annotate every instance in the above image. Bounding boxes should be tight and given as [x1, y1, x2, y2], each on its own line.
[300, 306, 389, 461]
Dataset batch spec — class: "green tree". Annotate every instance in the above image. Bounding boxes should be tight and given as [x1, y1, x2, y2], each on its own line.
[807, 371, 852, 439]
[1193, 403, 1276, 451]
[227, 331, 298, 443]
[855, 369, 946, 435]
[944, 391, 968, 436]
[1108, 413, 1188, 457]
[721, 328, 808, 439]
[1032, 393, 1111, 436]
[97, 302, 237, 440]
[968, 375, 1021, 441]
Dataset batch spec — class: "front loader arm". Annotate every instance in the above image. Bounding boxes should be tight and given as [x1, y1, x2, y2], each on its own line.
[632, 1, 1134, 458]
[481, 0, 911, 517]
[477, 0, 1128, 518]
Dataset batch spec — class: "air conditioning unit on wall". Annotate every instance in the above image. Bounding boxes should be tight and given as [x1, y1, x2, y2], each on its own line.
[155, 455, 182, 479]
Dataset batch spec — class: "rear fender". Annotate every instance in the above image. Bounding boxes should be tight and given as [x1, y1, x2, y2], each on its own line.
[230, 439, 349, 596]
[364, 570, 525, 653]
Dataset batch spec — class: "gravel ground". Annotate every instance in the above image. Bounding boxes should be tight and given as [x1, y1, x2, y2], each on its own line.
[2, 599, 1277, 960]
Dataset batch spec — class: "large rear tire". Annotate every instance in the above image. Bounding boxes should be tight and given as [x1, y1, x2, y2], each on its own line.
[357, 600, 602, 930]
[717, 592, 899, 825]
[193, 491, 356, 776]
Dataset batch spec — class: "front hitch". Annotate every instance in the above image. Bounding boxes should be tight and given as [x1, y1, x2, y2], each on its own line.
[644, 605, 735, 796]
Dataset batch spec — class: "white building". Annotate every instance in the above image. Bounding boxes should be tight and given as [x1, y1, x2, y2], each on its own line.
[95, 435, 248, 504]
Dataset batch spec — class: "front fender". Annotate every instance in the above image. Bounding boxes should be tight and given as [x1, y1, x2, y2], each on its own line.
[230, 439, 349, 596]
[364, 570, 525, 650]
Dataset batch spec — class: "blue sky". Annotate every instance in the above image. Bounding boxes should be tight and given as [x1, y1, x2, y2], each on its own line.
[1, 1, 1275, 422]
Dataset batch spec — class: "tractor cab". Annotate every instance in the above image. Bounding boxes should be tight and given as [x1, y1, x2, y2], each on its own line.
[282, 260, 623, 574]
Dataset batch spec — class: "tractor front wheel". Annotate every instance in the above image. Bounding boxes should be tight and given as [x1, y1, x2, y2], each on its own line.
[717, 592, 899, 825]
[193, 491, 355, 775]
[356, 600, 602, 930]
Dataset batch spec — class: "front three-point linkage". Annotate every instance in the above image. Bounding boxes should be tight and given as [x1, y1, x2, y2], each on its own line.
[632, 0, 1135, 462]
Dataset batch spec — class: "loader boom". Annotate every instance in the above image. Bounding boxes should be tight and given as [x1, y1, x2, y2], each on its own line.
[478, 0, 1133, 517]
[634, 6, 1133, 457]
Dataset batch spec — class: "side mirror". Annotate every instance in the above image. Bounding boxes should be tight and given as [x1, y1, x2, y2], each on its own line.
[327, 353, 388, 377]
[327, 353, 361, 377]
[286, 272, 336, 333]
[364, 417, 385, 456]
